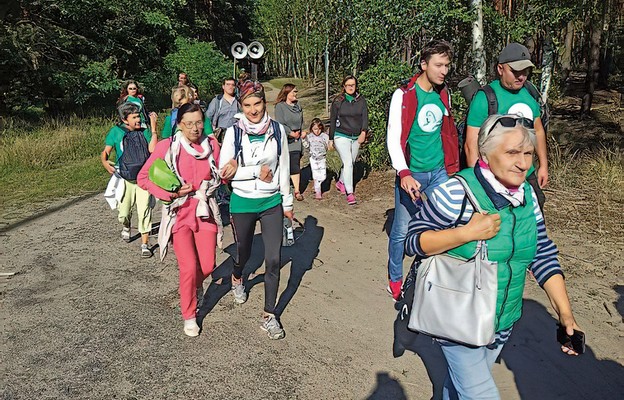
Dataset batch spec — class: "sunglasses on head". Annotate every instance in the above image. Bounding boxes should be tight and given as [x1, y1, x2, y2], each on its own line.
[490, 115, 534, 134]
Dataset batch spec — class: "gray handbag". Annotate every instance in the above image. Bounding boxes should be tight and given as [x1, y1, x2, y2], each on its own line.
[408, 176, 498, 347]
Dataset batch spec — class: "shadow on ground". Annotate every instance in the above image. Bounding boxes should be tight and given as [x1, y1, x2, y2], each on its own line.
[393, 292, 624, 399]
[198, 215, 324, 322]
[365, 371, 408, 400]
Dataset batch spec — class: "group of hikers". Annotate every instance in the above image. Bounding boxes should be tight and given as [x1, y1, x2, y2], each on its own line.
[100, 39, 582, 399]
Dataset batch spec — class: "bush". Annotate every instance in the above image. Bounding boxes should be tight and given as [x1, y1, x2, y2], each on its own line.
[164, 38, 232, 99]
[358, 58, 413, 170]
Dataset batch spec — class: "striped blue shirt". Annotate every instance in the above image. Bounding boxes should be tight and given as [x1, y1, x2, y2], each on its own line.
[405, 177, 563, 288]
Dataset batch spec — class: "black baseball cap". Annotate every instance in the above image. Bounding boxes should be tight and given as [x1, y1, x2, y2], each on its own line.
[498, 43, 535, 71]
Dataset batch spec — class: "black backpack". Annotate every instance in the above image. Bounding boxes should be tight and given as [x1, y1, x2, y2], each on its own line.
[118, 129, 150, 182]
[233, 120, 282, 167]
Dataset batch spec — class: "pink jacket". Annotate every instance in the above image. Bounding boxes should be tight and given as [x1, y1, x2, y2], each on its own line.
[138, 136, 221, 234]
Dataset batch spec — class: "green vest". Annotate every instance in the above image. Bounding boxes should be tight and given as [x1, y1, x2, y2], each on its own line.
[448, 169, 537, 331]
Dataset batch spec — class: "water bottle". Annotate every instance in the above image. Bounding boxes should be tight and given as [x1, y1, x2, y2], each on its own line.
[282, 217, 295, 247]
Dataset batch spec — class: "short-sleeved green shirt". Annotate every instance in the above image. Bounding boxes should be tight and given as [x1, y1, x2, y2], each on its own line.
[467, 80, 540, 174]
[407, 85, 447, 172]
[161, 114, 214, 139]
[466, 80, 541, 128]
[104, 124, 152, 164]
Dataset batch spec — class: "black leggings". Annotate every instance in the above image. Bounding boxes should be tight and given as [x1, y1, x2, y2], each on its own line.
[231, 204, 283, 314]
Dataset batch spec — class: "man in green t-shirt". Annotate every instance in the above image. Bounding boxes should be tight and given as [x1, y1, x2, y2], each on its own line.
[101, 102, 157, 258]
[465, 43, 548, 198]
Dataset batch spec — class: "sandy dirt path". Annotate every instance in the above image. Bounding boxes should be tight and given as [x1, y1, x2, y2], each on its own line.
[1, 168, 623, 399]
[1, 81, 623, 399]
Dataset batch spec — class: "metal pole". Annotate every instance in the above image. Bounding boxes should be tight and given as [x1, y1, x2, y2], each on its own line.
[325, 37, 329, 116]
[233, 59, 237, 79]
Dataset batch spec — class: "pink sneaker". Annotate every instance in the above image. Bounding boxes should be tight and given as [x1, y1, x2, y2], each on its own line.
[335, 180, 346, 194]
[315, 190, 322, 200]
[387, 280, 402, 301]
[346, 193, 357, 205]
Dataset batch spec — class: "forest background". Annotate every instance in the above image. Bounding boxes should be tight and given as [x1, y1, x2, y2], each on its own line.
[0, 0, 623, 220]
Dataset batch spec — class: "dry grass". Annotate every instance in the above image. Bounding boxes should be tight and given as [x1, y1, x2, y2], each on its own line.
[0, 116, 113, 224]
[546, 139, 624, 246]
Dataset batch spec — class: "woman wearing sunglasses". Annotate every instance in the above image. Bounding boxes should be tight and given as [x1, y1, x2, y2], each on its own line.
[404, 114, 582, 399]
[138, 103, 222, 337]
[117, 80, 156, 134]
[219, 80, 292, 340]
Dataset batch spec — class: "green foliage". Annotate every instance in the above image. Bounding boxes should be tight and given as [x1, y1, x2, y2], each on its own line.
[358, 58, 413, 169]
[164, 38, 232, 97]
[76, 58, 119, 105]
[0, 0, 252, 116]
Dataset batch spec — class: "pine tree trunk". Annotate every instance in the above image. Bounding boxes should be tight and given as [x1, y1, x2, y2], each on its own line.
[560, 21, 574, 91]
[471, 0, 487, 84]
[540, 32, 555, 104]
[581, 3, 603, 117]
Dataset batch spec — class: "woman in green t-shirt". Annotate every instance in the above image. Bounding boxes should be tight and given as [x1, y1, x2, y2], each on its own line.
[116, 80, 151, 131]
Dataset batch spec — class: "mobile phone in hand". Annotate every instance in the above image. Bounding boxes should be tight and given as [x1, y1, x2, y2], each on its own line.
[557, 324, 585, 354]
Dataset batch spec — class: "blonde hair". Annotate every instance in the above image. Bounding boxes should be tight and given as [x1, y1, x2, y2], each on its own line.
[171, 85, 193, 108]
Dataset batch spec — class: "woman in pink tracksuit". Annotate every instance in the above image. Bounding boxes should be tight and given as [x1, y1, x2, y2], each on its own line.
[138, 103, 222, 337]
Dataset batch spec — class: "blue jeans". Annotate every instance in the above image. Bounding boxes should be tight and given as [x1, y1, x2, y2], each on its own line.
[387, 167, 448, 282]
[439, 341, 505, 400]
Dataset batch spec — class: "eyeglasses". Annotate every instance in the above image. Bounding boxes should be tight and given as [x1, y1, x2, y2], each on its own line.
[128, 87, 137, 90]
[181, 121, 204, 129]
[488, 115, 534, 135]
[344, 84, 356, 88]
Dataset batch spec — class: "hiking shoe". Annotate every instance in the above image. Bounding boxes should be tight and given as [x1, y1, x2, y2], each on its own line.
[232, 280, 247, 304]
[335, 180, 346, 194]
[196, 286, 204, 311]
[183, 318, 200, 337]
[121, 226, 131, 242]
[346, 193, 357, 205]
[261, 314, 285, 340]
[140, 243, 152, 258]
[387, 280, 402, 301]
[315, 190, 322, 200]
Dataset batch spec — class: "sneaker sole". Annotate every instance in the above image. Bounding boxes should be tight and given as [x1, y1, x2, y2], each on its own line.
[260, 326, 285, 340]
[141, 251, 152, 258]
[184, 328, 200, 337]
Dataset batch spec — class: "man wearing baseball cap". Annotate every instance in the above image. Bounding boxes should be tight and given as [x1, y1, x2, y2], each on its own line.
[464, 43, 548, 207]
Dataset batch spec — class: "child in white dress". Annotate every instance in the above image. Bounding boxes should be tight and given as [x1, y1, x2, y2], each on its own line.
[304, 118, 330, 200]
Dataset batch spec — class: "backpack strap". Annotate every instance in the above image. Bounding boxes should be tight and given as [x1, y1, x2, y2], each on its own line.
[233, 125, 244, 167]
[481, 84, 498, 116]
[233, 121, 282, 170]
[270, 119, 282, 158]
[214, 94, 224, 127]
[523, 80, 541, 102]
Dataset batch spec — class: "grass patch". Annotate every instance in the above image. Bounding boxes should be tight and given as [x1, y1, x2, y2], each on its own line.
[267, 77, 308, 91]
[0, 116, 114, 223]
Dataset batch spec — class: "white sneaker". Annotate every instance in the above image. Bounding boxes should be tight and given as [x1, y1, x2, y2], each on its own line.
[261, 314, 285, 340]
[140, 244, 151, 258]
[183, 318, 200, 337]
[231, 280, 247, 304]
[121, 226, 131, 242]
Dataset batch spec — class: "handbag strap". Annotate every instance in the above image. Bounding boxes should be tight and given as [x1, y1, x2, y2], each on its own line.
[454, 175, 490, 287]
[454, 175, 484, 214]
